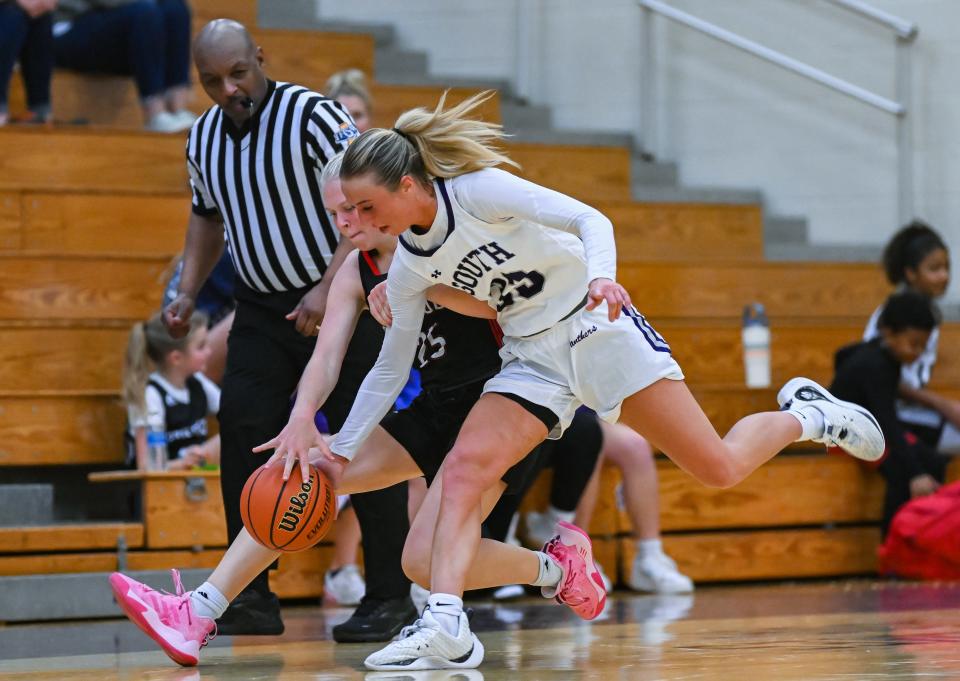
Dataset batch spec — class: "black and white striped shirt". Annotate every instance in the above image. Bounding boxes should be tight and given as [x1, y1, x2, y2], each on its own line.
[186, 80, 359, 293]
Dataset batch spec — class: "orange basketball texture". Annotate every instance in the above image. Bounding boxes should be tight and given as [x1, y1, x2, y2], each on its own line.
[240, 463, 336, 552]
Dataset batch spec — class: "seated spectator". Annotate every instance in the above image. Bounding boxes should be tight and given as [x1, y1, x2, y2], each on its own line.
[832, 290, 942, 536]
[53, 0, 194, 132]
[325, 68, 371, 132]
[0, 0, 55, 126]
[864, 221, 960, 454]
[123, 311, 221, 471]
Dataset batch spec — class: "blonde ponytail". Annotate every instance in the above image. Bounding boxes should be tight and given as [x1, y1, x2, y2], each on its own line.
[341, 90, 517, 189]
[122, 320, 153, 414]
[121, 311, 209, 413]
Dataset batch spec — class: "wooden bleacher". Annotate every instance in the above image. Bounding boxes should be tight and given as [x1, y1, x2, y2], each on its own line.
[2, 0, 953, 608]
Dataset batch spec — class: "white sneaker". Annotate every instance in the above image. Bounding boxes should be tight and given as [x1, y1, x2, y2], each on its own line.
[171, 109, 198, 131]
[364, 608, 484, 671]
[492, 583, 525, 601]
[778, 377, 885, 462]
[146, 111, 186, 133]
[628, 553, 694, 594]
[523, 507, 573, 548]
[323, 564, 365, 606]
[410, 582, 430, 614]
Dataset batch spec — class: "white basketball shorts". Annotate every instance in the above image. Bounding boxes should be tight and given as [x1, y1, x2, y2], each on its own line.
[483, 301, 684, 438]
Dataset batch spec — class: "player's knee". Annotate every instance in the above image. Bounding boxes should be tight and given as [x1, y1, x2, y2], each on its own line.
[441, 448, 491, 501]
[696, 456, 741, 489]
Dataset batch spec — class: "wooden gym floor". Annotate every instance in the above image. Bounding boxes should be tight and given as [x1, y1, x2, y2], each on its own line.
[2, 580, 960, 680]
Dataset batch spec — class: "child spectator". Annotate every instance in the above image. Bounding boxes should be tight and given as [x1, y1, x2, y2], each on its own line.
[0, 0, 55, 126]
[53, 0, 194, 132]
[834, 290, 942, 536]
[864, 222, 959, 453]
[123, 311, 220, 471]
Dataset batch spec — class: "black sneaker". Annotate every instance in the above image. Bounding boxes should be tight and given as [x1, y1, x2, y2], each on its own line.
[332, 595, 418, 643]
[216, 589, 284, 635]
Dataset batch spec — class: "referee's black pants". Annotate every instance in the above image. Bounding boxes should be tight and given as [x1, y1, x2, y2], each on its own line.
[219, 284, 409, 601]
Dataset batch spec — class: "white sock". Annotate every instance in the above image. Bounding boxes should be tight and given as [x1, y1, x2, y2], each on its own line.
[786, 405, 825, 441]
[190, 582, 229, 620]
[427, 593, 463, 637]
[530, 550, 564, 596]
[548, 505, 576, 524]
[636, 538, 664, 560]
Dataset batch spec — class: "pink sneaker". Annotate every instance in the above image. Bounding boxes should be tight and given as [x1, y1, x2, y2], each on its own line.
[108, 569, 215, 666]
[542, 521, 607, 620]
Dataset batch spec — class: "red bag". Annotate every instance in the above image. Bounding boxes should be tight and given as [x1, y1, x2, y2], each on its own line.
[879, 480, 960, 580]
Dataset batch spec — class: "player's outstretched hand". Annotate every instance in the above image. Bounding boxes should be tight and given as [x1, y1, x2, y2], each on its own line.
[367, 281, 393, 327]
[586, 278, 632, 322]
[253, 415, 323, 482]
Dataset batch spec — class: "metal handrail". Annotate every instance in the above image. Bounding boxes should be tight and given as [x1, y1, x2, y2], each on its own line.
[637, 0, 902, 116]
[825, 0, 917, 41]
[637, 0, 916, 222]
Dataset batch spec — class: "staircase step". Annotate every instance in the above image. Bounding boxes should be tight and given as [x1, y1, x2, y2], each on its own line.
[765, 242, 882, 263]
[765, 215, 808, 245]
[500, 102, 553, 131]
[631, 184, 763, 205]
[374, 47, 430, 81]
[0, 569, 210, 622]
[0, 485, 53, 527]
[631, 158, 679, 187]
[506, 127, 634, 148]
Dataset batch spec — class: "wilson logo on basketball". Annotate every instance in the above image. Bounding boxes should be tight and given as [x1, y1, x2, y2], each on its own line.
[276, 476, 314, 533]
[306, 486, 335, 542]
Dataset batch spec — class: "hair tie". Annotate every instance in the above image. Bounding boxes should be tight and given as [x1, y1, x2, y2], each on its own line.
[392, 127, 414, 145]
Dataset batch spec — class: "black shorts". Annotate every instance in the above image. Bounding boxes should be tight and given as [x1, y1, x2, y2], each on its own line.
[379, 377, 542, 495]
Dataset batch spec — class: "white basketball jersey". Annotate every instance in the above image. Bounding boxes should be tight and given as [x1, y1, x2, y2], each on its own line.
[394, 171, 590, 338]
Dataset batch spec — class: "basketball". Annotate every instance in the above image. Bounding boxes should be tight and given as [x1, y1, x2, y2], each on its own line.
[240, 463, 336, 552]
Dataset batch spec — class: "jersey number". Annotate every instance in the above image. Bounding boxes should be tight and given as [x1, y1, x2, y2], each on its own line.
[417, 323, 447, 368]
[491, 270, 545, 312]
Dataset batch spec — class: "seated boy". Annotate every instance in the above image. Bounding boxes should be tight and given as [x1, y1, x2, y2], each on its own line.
[830, 290, 943, 537]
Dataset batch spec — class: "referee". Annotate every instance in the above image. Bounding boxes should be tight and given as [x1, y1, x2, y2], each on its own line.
[163, 20, 411, 635]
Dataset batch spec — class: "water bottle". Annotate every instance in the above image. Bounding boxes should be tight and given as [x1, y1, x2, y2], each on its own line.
[742, 303, 771, 388]
[146, 423, 169, 472]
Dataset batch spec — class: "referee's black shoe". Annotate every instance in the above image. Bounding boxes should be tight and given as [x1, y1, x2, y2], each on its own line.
[216, 588, 285, 635]
[332, 595, 418, 642]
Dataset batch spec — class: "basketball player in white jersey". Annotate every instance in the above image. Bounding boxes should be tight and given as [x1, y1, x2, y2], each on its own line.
[288, 90, 886, 671]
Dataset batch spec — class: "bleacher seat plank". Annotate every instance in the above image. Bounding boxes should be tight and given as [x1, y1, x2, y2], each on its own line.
[648, 454, 884, 533]
[0, 523, 143, 552]
[369, 84, 502, 129]
[3, 192, 767, 264]
[0, 553, 116, 576]
[0, 192, 20, 249]
[13, 192, 186, 255]
[603, 201, 764, 261]
[630, 527, 881, 582]
[0, 393, 124, 466]
[622, 261, 888, 319]
[0, 325, 127, 391]
[0, 130, 623, 200]
[508, 143, 631, 202]
[0, 129, 186, 194]
[0, 254, 168, 320]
